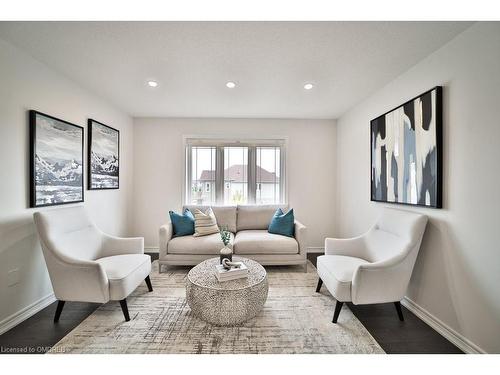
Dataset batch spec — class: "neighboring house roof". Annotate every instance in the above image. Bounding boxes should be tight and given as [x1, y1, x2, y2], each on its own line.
[199, 164, 279, 183]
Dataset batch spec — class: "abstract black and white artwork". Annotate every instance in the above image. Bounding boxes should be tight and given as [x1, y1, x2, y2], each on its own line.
[88, 119, 119, 189]
[30, 111, 84, 207]
[371, 86, 442, 208]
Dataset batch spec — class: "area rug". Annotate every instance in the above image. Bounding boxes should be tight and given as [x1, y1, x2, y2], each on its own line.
[49, 261, 384, 354]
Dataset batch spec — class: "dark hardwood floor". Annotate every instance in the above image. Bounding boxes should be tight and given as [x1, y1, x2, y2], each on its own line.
[0, 252, 462, 354]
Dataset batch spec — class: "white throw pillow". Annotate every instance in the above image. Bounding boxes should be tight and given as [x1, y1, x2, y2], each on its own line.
[193, 208, 220, 237]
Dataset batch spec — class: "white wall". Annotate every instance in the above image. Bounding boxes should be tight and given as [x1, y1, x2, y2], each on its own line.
[0, 38, 134, 329]
[335, 22, 500, 353]
[132, 118, 337, 249]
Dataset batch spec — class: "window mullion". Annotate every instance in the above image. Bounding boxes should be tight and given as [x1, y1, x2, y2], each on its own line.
[248, 146, 256, 204]
[186, 145, 192, 204]
[215, 146, 224, 205]
[280, 145, 285, 204]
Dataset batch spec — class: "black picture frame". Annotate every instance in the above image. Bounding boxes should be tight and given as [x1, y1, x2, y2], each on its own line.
[87, 119, 120, 190]
[29, 110, 84, 208]
[370, 86, 443, 208]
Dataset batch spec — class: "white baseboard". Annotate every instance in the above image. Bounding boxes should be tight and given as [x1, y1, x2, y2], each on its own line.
[145, 246, 159, 253]
[401, 296, 486, 354]
[0, 293, 56, 335]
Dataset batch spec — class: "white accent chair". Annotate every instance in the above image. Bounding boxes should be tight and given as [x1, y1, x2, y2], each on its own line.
[316, 208, 428, 323]
[33, 206, 152, 322]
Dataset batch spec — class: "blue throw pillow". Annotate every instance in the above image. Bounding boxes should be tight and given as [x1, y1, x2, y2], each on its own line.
[169, 209, 195, 237]
[268, 208, 295, 237]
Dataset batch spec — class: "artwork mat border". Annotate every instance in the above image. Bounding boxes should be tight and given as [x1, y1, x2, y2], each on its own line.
[87, 118, 120, 190]
[369, 86, 443, 209]
[29, 110, 85, 208]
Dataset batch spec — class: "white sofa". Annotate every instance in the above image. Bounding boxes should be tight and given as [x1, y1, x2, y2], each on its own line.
[159, 205, 307, 271]
[33, 206, 152, 322]
[316, 207, 428, 323]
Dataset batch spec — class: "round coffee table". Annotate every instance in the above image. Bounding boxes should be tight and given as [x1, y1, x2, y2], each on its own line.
[186, 257, 268, 326]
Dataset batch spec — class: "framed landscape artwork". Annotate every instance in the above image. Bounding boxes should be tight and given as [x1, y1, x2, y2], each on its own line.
[29, 110, 84, 207]
[88, 119, 119, 189]
[370, 86, 442, 208]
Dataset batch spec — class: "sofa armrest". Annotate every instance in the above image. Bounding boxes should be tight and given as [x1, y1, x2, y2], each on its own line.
[159, 222, 173, 259]
[294, 220, 307, 256]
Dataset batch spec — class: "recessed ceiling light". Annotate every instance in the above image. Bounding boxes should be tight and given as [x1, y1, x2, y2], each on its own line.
[147, 80, 158, 88]
[304, 83, 314, 90]
[226, 81, 236, 89]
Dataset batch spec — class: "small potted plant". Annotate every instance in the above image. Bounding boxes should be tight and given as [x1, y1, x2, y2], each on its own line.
[219, 227, 232, 264]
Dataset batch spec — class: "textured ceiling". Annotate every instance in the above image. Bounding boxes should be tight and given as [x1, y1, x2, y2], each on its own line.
[0, 21, 472, 118]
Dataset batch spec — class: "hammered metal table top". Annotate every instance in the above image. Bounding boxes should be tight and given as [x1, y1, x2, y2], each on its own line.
[187, 257, 267, 291]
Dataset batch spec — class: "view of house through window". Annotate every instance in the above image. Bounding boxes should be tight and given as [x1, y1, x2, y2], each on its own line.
[190, 146, 216, 205]
[224, 147, 248, 204]
[256, 146, 280, 204]
[186, 140, 285, 205]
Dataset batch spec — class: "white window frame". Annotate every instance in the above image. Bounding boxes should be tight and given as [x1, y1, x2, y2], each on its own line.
[183, 136, 288, 206]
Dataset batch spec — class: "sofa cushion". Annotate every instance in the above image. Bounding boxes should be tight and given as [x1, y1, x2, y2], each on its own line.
[268, 208, 295, 237]
[316, 255, 369, 302]
[233, 230, 298, 254]
[193, 208, 220, 237]
[96, 254, 152, 301]
[183, 205, 237, 233]
[169, 209, 195, 237]
[168, 232, 234, 255]
[236, 205, 288, 231]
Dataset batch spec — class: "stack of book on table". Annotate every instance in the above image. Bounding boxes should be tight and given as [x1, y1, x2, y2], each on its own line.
[215, 262, 248, 282]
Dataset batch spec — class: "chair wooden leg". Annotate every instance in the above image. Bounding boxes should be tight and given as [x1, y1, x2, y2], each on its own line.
[315, 278, 323, 293]
[145, 276, 153, 292]
[394, 301, 404, 321]
[119, 299, 130, 321]
[332, 301, 344, 323]
[54, 300, 65, 323]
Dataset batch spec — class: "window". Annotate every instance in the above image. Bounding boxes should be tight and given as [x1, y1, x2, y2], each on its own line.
[256, 146, 280, 204]
[224, 147, 248, 204]
[189, 146, 216, 204]
[185, 139, 286, 205]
